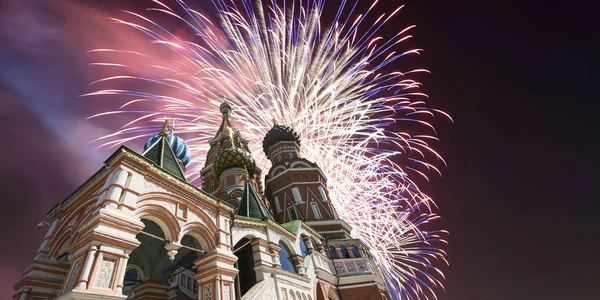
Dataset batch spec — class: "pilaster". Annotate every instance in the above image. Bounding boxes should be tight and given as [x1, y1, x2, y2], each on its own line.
[194, 248, 239, 300]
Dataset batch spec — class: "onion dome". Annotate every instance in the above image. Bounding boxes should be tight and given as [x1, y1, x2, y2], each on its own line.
[262, 121, 301, 155]
[213, 147, 255, 179]
[143, 121, 192, 166]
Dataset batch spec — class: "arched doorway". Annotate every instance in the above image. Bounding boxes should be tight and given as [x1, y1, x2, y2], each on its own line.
[124, 219, 205, 299]
[233, 237, 257, 298]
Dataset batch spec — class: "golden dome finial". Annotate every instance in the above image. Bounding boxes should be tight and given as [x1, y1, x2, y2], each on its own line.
[272, 118, 277, 125]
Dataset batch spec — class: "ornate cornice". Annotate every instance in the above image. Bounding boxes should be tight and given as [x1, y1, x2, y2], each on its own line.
[48, 146, 234, 219]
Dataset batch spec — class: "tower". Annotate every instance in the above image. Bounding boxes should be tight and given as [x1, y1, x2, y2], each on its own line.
[200, 102, 265, 210]
[262, 122, 352, 239]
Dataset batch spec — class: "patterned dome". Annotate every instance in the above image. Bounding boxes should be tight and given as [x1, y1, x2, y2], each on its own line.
[143, 132, 192, 166]
[213, 147, 255, 178]
[262, 123, 301, 155]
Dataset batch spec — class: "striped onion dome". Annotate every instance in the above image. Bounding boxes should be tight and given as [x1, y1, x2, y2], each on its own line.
[143, 132, 192, 166]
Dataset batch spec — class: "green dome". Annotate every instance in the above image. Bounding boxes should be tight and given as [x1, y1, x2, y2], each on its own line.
[213, 147, 255, 178]
[262, 124, 301, 155]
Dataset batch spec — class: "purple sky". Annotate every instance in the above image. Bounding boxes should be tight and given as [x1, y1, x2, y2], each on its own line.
[1, 0, 598, 299]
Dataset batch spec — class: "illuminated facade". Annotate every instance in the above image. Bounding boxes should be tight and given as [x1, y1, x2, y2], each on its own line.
[13, 103, 390, 300]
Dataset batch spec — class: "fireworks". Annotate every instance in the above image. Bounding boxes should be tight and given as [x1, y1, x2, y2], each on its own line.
[86, 0, 449, 299]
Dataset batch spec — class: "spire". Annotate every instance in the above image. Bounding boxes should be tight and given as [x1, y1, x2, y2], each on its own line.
[217, 101, 234, 134]
[238, 180, 272, 220]
[228, 127, 236, 149]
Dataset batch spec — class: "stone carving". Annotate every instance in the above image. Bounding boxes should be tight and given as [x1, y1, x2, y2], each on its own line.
[222, 284, 231, 300]
[334, 262, 345, 274]
[356, 260, 368, 272]
[345, 261, 358, 273]
[93, 255, 118, 289]
[203, 285, 212, 300]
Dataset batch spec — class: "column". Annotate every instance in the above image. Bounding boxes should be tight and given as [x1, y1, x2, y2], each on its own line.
[347, 246, 355, 258]
[75, 245, 98, 290]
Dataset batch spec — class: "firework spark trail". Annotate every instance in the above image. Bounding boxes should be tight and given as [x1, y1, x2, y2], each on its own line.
[85, 0, 449, 298]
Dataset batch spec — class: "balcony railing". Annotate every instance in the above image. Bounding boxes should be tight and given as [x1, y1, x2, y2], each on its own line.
[311, 251, 335, 275]
[332, 257, 374, 276]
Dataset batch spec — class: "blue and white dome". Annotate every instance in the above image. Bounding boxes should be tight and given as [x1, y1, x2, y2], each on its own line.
[143, 132, 192, 166]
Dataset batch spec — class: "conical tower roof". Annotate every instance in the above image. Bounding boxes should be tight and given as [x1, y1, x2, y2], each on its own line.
[141, 119, 187, 180]
[237, 175, 272, 220]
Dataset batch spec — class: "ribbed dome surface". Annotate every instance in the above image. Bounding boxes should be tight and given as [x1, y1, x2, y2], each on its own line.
[213, 147, 255, 178]
[143, 133, 192, 166]
[262, 124, 301, 155]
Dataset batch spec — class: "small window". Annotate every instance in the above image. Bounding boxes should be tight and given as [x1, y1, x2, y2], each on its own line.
[318, 186, 328, 202]
[274, 196, 281, 212]
[278, 155, 282, 162]
[209, 181, 215, 193]
[234, 174, 240, 185]
[289, 152, 294, 159]
[311, 203, 322, 219]
[292, 187, 303, 203]
[288, 207, 298, 221]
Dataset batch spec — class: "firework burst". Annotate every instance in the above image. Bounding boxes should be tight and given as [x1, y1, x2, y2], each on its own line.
[85, 0, 450, 298]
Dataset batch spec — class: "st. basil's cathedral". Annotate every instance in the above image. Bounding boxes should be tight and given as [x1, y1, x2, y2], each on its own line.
[13, 102, 390, 300]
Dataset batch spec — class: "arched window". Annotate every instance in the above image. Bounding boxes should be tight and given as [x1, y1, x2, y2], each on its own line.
[278, 241, 296, 273]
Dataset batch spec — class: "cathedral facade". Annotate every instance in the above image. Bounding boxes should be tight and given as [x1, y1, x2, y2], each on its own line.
[13, 103, 390, 300]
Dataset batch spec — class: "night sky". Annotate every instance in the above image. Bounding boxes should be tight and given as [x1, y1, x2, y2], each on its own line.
[1, 0, 598, 299]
